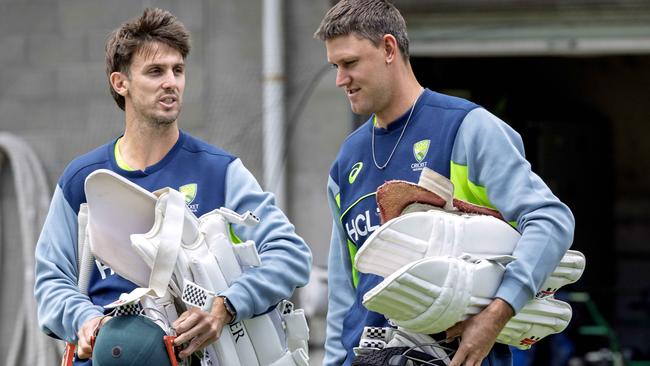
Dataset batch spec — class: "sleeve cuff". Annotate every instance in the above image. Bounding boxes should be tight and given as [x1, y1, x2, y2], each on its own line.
[218, 283, 252, 322]
[72, 306, 105, 342]
[495, 276, 533, 314]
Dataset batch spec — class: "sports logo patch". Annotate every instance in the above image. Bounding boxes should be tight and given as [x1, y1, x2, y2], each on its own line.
[349, 162, 363, 184]
[413, 139, 430, 163]
[179, 183, 197, 205]
[520, 335, 541, 347]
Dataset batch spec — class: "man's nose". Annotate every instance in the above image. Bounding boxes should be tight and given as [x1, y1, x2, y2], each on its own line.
[335, 69, 350, 88]
[161, 69, 178, 90]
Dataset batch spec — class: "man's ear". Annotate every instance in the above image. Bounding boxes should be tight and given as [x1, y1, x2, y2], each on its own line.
[110, 71, 129, 97]
[382, 34, 398, 65]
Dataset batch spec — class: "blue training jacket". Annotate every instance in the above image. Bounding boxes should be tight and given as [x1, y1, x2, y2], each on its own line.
[34, 130, 312, 365]
[324, 89, 574, 366]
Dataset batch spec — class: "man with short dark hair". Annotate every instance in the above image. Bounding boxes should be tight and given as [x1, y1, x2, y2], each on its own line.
[35, 8, 311, 365]
[314, 1, 574, 365]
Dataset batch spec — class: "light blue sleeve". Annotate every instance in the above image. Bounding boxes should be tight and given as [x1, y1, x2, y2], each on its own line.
[34, 186, 104, 342]
[452, 108, 575, 312]
[220, 159, 312, 321]
[323, 175, 356, 366]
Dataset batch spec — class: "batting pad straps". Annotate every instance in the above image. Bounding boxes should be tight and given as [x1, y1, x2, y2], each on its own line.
[148, 189, 185, 297]
[182, 280, 216, 312]
[233, 240, 262, 267]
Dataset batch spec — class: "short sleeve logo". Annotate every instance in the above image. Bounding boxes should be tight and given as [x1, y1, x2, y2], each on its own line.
[413, 139, 431, 163]
[349, 162, 363, 184]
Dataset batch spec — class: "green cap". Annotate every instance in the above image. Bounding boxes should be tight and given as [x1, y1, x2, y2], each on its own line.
[93, 315, 172, 366]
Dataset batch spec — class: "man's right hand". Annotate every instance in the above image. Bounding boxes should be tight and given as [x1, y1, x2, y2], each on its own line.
[173, 296, 233, 358]
[76, 315, 111, 359]
[446, 298, 513, 366]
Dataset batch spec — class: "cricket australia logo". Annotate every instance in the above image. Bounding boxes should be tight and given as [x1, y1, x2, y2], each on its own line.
[413, 139, 430, 162]
[411, 139, 430, 171]
[179, 183, 199, 212]
[349, 162, 363, 184]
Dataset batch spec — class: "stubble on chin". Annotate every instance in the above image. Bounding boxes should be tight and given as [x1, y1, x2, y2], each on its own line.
[148, 107, 181, 128]
[149, 116, 176, 128]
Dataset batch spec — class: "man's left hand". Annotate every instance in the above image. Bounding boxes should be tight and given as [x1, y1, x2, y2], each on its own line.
[445, 298, 514, 366]
[172, 297, 233, 358]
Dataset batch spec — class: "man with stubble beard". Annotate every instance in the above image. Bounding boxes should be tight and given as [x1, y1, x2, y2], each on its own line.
[314, 1, 574, 365]
[34, 8, 311, 365]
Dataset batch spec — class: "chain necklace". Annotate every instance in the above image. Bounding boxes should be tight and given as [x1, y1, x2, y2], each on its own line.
[372, 88, 425, 170]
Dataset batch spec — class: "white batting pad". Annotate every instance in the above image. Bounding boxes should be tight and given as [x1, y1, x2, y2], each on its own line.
[356, 210, 520, 278]
[130, 199, 297, 366]
[363, 255, 574, 349]
[84, 169, 308, 366]
[85, 169, 158, 287]
[356, 209, 585, 298]
[362, 256, 506, 334]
